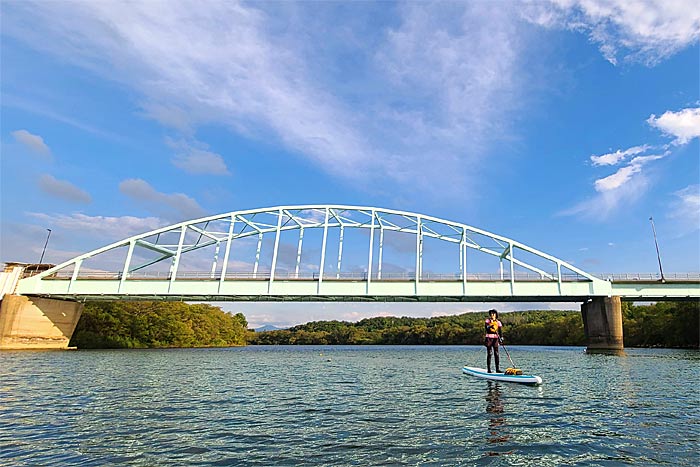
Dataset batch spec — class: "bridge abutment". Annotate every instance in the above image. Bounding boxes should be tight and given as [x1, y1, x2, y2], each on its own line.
[0, 295, 83, 350]
[581, 296, 624, 352]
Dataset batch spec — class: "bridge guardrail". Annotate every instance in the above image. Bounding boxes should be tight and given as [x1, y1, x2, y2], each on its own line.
[28, 270, 699, 282]
[593, 273, 700, 281]
[34, 270, 597, 282]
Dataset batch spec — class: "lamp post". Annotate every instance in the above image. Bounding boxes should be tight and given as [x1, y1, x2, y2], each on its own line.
[39, 228, 52, 264]
[648, 217, 665, 282]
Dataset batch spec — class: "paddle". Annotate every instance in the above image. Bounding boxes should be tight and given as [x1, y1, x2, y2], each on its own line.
[499, 338, 522, 374]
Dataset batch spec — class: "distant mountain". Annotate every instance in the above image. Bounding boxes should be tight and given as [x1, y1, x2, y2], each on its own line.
[255, 324, 286, 332]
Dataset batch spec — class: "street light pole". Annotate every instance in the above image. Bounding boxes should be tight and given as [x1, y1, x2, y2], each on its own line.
[648, 217, 665, 282]
[39, 228, 52, 264]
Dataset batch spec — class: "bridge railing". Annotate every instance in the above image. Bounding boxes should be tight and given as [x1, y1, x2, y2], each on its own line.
[30, 270, 700, 282]
[593, 273, 700, 281]
[35, 270, 596, 282]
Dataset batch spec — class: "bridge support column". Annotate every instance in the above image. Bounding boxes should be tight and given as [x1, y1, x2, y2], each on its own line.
[581, 296, 624, 353]
[0, 295, 83, 350]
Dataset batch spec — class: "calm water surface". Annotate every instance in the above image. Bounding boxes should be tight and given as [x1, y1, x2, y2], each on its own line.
[1, 346, 698, 466]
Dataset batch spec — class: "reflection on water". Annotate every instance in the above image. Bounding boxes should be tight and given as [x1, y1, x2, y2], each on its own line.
[484, 381, 512, 457]
[0, 346, 698, 466]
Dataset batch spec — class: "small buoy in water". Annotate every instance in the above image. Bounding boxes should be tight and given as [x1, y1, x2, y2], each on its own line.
[326, 359, 332, 362]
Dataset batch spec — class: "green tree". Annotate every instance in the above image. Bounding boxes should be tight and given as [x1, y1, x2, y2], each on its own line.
[71, 301, 248, 349]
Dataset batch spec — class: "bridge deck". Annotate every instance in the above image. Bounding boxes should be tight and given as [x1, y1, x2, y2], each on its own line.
[15, 275, 700, 302]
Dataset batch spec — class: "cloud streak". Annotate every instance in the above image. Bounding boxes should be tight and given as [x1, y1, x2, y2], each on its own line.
[668, 184, 700, 235]
[590, 144, 650, 167]
[11, 129, 51, 158]
[167, 139, 230, 176]
[3, 1, 696, 204]
[1, 1, 532, 197]
[564, 104, 699, 219]
[27, 212, 163, 242]
[119, 178, 207, 221]
[522, 0, 700, 65]
[594, 154, 667, 192]
[38, 174, 92, 203]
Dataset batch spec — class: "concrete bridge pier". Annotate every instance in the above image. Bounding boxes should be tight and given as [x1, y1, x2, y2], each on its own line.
[0, 295, 83, 350]
[581, 296, 624, 353]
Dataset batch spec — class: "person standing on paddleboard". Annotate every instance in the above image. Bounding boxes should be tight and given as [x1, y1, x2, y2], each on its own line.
[485, 309, 503, 373]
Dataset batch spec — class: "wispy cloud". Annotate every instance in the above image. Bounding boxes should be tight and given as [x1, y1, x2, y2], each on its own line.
[648, 107, 700, 145]
[668, 184, 700, 235]
[563, 104, 698, 219]
[1, 1, 530, 197]
[593, 154, 667, 192]
[522, 0, 700, 65]
[11, 129, 51, 158]
[561, 172, 652, 219]
[562, 149, 667, 219]
[4, 95, 129, 143]
[4, 1, 695, 205]
[118, 178, 207, 221]
[27, 212, 163, 242]
[167, 138, 230, 176]
[590, 144, 651, 167]
[38, 174, 92, 203]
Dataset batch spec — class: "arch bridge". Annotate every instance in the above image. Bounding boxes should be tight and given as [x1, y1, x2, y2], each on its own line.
[3, 205, 699, 350]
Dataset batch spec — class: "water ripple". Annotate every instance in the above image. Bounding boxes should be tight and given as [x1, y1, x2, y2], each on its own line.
[1, 346, 698, 466]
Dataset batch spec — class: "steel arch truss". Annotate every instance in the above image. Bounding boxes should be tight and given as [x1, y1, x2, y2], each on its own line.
[24, 205, 602, 296]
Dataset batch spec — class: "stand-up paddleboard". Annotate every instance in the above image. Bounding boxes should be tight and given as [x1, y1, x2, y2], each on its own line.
[462, 366, 542, 386]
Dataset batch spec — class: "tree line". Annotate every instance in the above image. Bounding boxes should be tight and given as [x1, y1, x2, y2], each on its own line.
[69, 301, 698, 349]
[70, 301, 248, 349]
[250, 302, 699, 348]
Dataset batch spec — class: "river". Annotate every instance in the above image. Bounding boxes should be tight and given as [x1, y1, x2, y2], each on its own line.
[1, 346, 698, 466]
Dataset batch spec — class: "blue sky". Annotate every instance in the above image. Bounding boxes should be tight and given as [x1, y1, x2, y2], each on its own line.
[1, 1, 699, 327]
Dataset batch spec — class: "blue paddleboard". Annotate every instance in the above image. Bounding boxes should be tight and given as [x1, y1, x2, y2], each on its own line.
[462, 366, 542, 386]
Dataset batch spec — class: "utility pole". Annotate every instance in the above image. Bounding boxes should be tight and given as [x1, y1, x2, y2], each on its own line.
[39, 228, 52, 264]
[648, 217, 665, 282]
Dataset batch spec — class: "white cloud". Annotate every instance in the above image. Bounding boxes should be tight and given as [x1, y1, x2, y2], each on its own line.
[38, 174, 92, 203]
[27, 212, 163, 242]
[648, 107, 700, 144]
[118, 178, 207, 221]
[371, 2, 525, 189]
[668, 184, 700, 234]
[1, 1, 530, 197]
[590, 144, 650, 166]
[167, 139, 230, 175]
[563, 151, 666, 218]
[0, 2, 375, 180]
[594, 153, 666, 192]
[11, 129, 51, 157]
[523, 0, 700, 65]
[565, 103, 696, 219]
[561, 170, 651, 219]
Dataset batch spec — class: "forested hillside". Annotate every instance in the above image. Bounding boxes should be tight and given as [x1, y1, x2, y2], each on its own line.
[69, 301, 698, 349]
[250, 302, 699, 348]
[70, 301, 248, 349]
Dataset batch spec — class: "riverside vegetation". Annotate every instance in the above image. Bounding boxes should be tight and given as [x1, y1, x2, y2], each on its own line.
[70, 301, 698, 349]
[250, 302, 699, 349]
[70, 302, 248, 349]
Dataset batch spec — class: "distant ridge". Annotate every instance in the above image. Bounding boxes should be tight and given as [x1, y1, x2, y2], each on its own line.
[255, 324, 286, 332]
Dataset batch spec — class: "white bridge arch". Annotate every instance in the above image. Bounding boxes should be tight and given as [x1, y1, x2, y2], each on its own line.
[17, 205, 613, 301]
